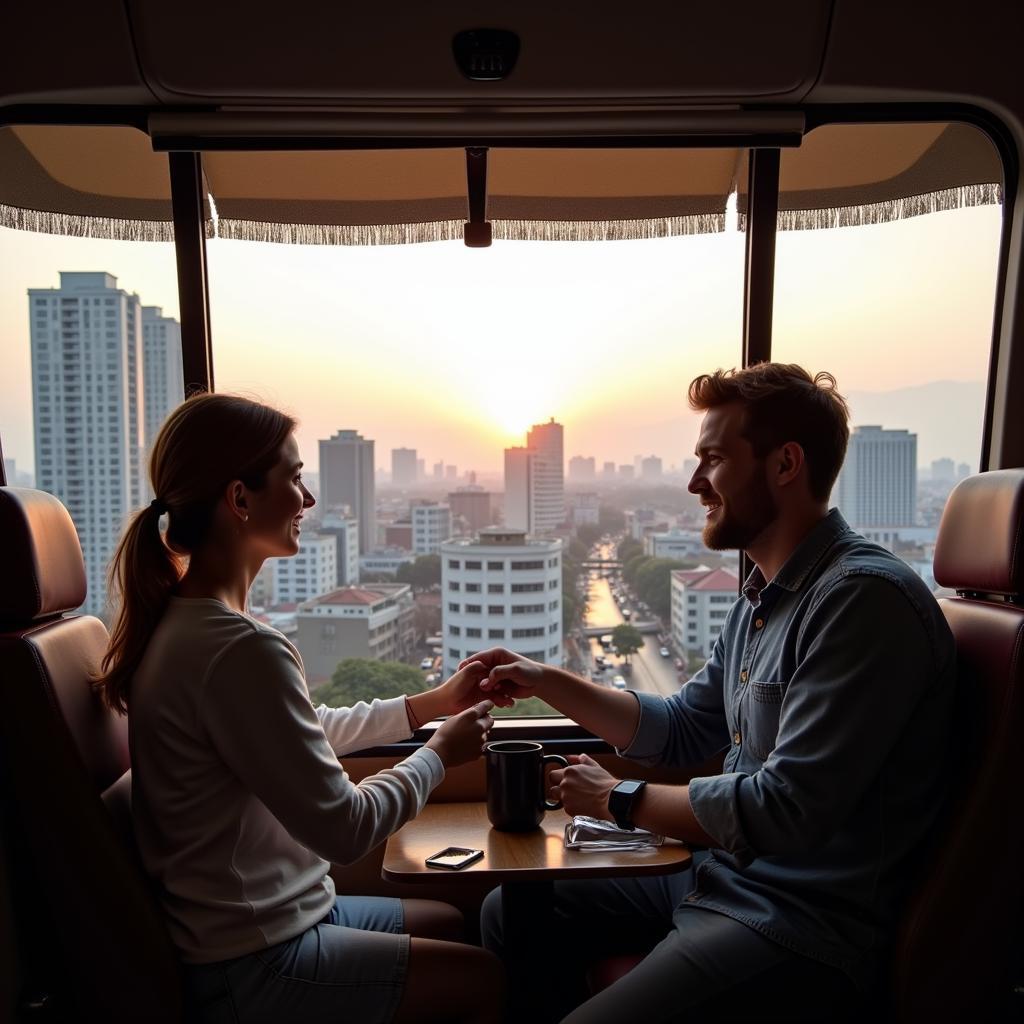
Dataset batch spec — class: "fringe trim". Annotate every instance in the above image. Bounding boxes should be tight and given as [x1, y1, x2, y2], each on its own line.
[738, 183, 1002, 232]
[493, 214, 725, 241]
[216, 219, 466, 245]
[216, 213, 726, 245]
[0, 203, 217, 241]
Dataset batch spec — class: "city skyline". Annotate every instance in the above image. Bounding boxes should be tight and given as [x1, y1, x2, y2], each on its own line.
[0, 200, 1000, 479]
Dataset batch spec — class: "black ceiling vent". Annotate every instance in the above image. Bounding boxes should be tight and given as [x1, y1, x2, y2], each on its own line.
[452, 29, 519, 81]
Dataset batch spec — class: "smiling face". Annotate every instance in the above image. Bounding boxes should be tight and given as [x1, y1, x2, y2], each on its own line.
[242, 434, 315, 558]
[688, 401, 779, 552]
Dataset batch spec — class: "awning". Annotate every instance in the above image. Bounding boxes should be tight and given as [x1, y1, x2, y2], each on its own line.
[738, 121, 1002, 230]
[0, 120, 1003, 245]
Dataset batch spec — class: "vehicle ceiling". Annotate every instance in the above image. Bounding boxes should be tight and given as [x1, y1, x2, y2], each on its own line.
[0, 0, 1021, 141]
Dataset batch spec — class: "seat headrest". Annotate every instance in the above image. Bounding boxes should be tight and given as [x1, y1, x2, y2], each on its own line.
[0, 487, 88, 623]
[933, 469, 1024, 597]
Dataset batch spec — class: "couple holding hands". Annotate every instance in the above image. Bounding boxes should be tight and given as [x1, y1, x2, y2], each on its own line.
[98, 361, 955, 1023]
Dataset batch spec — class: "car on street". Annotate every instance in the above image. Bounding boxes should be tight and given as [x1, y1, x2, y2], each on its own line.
[419, 657, 434, 670]
[611, 675, 626, 689]
[659, 646, 671, 658]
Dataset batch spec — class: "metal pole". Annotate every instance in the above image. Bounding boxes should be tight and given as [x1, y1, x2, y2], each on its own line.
[168, 152, 214, 393]
[739, 148, 780, 584]
[742, 148, 780, 368]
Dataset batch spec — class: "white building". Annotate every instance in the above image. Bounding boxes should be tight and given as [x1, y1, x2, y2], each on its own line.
[294, 583, 416, 681]
[503, 446, 532, 532]
[644, 528, 705, 560]
[441, 528, 563, 677]
[319, 511, 360, 585]
[273, 533, 337, 605]
[570, 492, 600, 526]
[141, 306, 183, 457]
[391, 447, 417, 487]
[670, 567, 739, 658]
[640, 455, 663, 479]
[29, 272, 145, 617]
[360, 547, 416, 577]
[835, 425, 917, 528]
[319, 429, 375, 553]
[412, 501, 452, 555]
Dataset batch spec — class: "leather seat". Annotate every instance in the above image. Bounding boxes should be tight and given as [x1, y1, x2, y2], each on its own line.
[587, 470, 1024, 1020]
[0, 487, 185, 1022]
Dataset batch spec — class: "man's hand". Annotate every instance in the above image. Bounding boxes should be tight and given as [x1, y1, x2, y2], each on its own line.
[548, 753, 618, 820]
[437, 660, 510, 712]
[459, 647, 546, 704]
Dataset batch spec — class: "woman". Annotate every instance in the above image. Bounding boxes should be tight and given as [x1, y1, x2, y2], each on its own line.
[95, 394, 504, 1024]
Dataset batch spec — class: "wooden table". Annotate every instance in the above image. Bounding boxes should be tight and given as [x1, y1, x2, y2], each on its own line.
[383, 801, 692, 992]
[382, 801, 692, 885]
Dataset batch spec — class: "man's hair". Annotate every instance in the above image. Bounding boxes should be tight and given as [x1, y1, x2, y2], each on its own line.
[688, 363, 850, 501]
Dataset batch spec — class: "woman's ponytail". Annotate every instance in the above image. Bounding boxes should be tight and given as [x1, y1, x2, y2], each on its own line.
[93, 394, 295, 715]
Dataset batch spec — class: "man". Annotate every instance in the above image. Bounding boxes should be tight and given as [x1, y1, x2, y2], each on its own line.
[469, 364, 955, 1022]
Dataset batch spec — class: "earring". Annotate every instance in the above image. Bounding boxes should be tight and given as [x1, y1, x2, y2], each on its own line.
[242, 514, 249, 523]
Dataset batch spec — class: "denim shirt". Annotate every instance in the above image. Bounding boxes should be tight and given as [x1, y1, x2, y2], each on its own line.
[622, 509, 956, 989]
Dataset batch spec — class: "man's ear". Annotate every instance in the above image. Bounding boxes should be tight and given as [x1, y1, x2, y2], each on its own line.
[775, 442, 806, 488]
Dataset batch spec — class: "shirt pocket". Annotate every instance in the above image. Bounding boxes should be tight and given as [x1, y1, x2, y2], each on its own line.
[745, 680, 788, 761]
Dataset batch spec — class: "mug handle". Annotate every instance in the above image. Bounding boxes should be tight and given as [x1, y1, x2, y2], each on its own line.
[542, 754, 570, 810]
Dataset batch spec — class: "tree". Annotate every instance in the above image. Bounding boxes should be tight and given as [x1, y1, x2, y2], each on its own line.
[634, 558, 689, 621]
[396, 554, 441, 593]
[575, 523, 602, 548]
[611, 623, 644, 663]
[318, 658, 428, 708]
[617, 537, 643, 566]
[623, 553, 652, 587]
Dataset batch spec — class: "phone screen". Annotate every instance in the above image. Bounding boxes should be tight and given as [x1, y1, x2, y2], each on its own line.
[425, 847, 484, 869]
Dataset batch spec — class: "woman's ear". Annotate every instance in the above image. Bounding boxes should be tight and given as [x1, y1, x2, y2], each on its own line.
[224, 480, 250, 523]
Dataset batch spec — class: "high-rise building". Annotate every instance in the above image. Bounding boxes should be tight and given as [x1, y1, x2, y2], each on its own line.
[570, 492, 600, 525]
[568, 455, 596, 481]
[416, 458, 425, 481]
[503, 446, 531, 532]
[641, 455, 663, 479]
[602, 461, 616, 480]
[141, 306, 183, 460]
[440, 528, 563, 677]
[319, 430, 375, 553]
[526, 419, 565, 533]
[835, 425, 917, 527]
[319, 511, 360, 585]
[29, 272, 145, 617]
[273, 533, 337, 605]
[391, 447, 417, 487]
[445, 464, 458, 481]
[618, 464, 635, 481]
[930, 457, 956, 482]
[448, 487, 493, 532]
[432, 460, 444, 480]
[411, 501, 452, 555]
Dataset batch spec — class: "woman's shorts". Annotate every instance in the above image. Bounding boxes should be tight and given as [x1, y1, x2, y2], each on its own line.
[183, 895, 408, 1024]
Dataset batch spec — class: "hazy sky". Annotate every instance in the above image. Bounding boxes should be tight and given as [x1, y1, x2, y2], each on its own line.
[0, 202, 1001, 478]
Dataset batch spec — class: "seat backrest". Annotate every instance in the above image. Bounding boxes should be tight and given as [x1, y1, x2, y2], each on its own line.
[0, 487, 184, 1023]
[890, 469, 1024, 1020]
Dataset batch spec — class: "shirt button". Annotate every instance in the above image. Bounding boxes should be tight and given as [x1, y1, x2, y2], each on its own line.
[755, 618, 764, 629]
[686, 894, 699, 902]
[739, 670, 748, 683]
[733, 731, 741, 745]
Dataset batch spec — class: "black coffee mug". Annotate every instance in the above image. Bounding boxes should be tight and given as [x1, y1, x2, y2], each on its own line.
[485, 740, 569, 832]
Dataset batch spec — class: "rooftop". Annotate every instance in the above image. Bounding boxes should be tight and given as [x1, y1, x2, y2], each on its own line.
[307, 583, 410, 606]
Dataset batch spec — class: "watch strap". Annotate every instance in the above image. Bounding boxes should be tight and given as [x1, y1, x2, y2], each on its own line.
[609, 779, 647, 831]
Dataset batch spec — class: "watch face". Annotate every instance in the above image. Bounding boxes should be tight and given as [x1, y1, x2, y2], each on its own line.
[616, 780, 645, 797]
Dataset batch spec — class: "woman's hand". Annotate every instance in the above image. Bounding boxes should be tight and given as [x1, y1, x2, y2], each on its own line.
[439, 660, 514, 712]
[425, 700, 494, 769]
[458, 647, 547, 704]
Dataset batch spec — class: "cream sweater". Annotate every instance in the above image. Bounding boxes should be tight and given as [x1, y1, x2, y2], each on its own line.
[129, 597, 442, 964]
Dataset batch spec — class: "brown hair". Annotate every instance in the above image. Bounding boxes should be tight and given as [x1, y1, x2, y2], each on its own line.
[688, 362, 850, 501]
[95, 394, 296, 714]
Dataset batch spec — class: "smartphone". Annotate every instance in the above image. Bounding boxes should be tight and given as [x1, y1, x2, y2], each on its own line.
[424, 846, 485, 870]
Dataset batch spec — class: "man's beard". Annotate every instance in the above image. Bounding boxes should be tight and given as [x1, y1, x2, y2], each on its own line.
[702, 463, 778, 551]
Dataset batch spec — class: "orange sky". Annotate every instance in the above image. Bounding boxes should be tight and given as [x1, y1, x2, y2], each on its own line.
[0, 202, 1002, 478]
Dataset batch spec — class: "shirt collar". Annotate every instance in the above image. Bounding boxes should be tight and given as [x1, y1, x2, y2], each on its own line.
[742, 508, 852, 604]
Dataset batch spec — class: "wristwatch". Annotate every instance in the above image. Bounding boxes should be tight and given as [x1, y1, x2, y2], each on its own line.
[608, 779, 647, 831]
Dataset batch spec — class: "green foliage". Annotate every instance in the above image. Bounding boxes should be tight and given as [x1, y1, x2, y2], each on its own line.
[395, 554, 441, 592]
[617, 537, 643, 565]
[575, 523, 602, 548]
[566, 537, 589, 565]
[623, 553, 651, 586]
[634, 558, 689, 621]
[491, 696, 559, 717]
[318, 658, 428, 708]
[611, 623, 644, 661]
